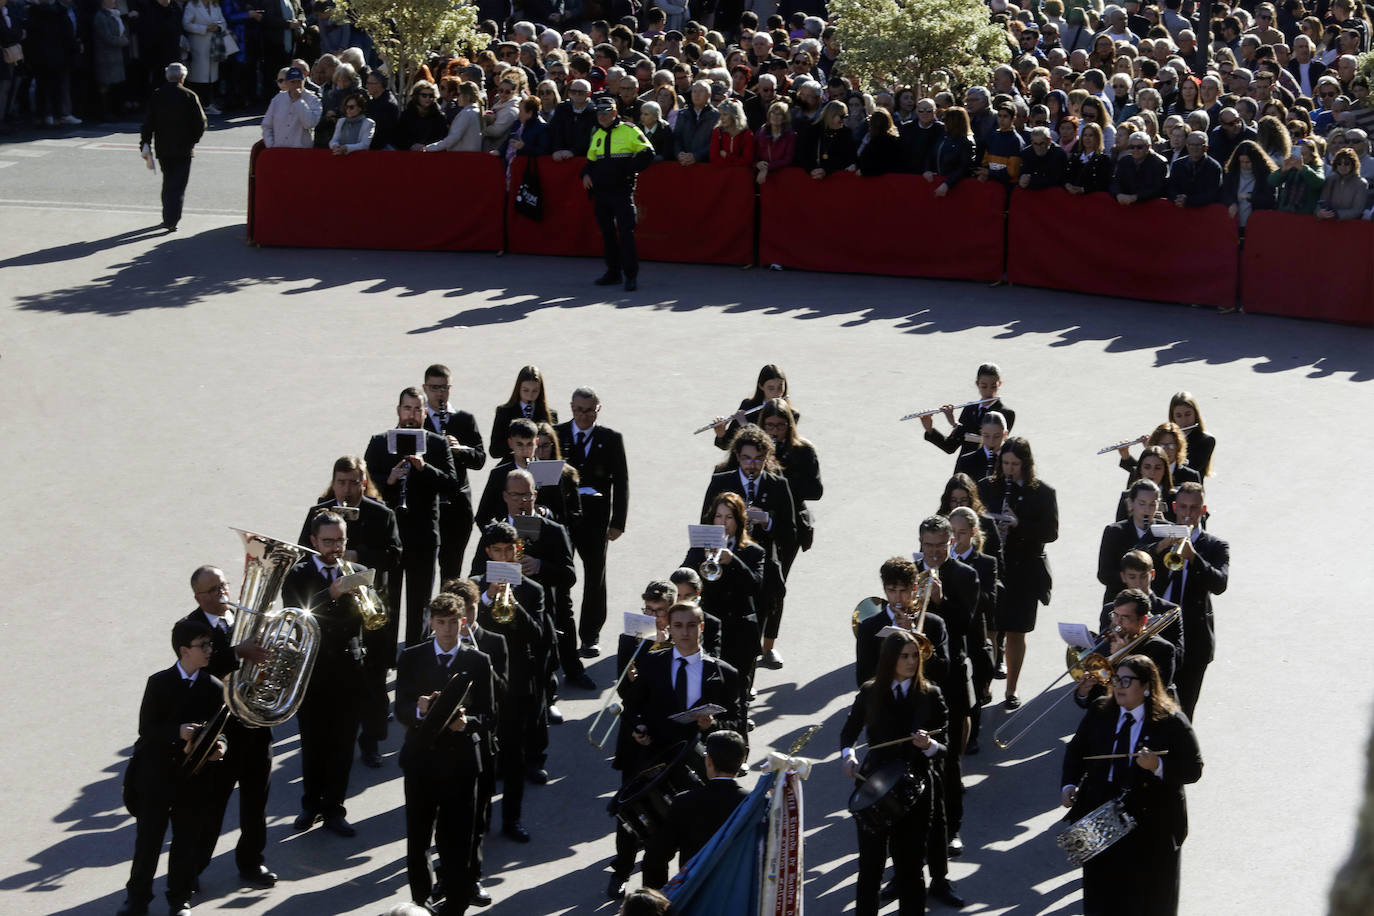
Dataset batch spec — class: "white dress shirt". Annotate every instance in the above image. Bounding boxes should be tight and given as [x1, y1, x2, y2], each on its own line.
[670, 648, 704, 709]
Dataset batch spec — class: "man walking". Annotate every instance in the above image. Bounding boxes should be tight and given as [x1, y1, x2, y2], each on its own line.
[581, 96, 653, 292]
[139, 62, 205, 232]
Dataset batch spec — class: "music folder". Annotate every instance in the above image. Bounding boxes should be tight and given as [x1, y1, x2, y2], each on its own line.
[386, 428, 427, 456]
[528, 459, 565, 487]
[669, 703, 726, 725]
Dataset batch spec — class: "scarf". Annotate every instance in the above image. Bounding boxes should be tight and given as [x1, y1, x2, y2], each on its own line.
[337, 112, 367, 146]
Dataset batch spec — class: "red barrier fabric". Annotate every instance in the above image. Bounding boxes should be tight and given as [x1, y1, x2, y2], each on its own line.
[505, 157, 757, 264]
[757, 170, 1006, 281]
[252, 149, 505, 251]
[246, 140, 264, 242]
[1006, 188, 1238, 309]
[1240, 211, 1374, 326]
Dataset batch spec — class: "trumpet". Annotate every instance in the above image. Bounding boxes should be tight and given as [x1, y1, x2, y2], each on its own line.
[490, 538, 525, 626]
[588, 637, 651, 749]
[693, 404, 763, 435]
[1163, 523, 1193, 572]
[699, 547, 723, 582]
[899, 397, 995, 423]
[993, 609, 1181, 750]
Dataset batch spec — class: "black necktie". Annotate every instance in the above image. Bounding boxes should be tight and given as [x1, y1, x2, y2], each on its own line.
[576, 431, 588, 452]
[674, 658, 688, 711]
[324, 567, 335, 583]
[893, 683, 905, 701]
[1111, 713, 1134, 785]
[439, 652, 452, 669]
[1166, 564, 1184, 602]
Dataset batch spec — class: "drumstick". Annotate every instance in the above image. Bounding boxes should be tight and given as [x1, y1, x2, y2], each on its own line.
[1082, 750, 1170, 761]
[861, 728, 946, 753]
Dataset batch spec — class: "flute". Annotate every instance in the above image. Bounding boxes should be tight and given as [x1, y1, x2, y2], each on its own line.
[692, 403, 764, 435]
[898, 397, 995, 423]
[1096, 423, 1200, 455]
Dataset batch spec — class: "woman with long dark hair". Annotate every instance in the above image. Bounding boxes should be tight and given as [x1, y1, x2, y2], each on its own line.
[490, 365, 559, 460]
[976, 438, 1058, 708]
[711, 364, 799, 450]
[1168, 392, 1215, 478]
[839, 630, 947, 916]
[1061, 654, 1203, 916]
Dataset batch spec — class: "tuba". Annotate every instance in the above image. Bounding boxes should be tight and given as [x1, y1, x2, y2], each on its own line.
[224, 528, 322, 728]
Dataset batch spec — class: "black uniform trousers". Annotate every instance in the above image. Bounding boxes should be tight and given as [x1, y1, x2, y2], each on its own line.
[855, 792, 931, 916]
[127, 785, 210, 907]
[1174, 659, 1207, 722]
[593, 190, 638, 279]
[159, 156, 192, 228]
[296, 656, 364, 818]
[571, 499, 612, 646]
[1081, 824, 1180, 916]
[765, 539, 801, 640]
[391, 533, 439, 648]
[437, 499, 475, 584]
[360, 605, 401, 746]
[199, 721, 272, 874]
[404, 755, 480, 911]
[498, 694, 538, 824]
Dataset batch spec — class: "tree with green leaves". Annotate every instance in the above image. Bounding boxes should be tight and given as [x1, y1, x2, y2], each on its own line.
[335, 0, 481, 93]
[826, 0, 1011, 96]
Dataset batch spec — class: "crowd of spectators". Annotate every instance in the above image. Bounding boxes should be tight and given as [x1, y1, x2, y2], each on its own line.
[5, 0, 1371, 224]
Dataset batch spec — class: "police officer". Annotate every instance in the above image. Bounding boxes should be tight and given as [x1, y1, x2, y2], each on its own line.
[581, 96, 654, 292]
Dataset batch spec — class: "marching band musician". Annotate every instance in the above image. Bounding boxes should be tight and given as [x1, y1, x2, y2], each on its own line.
[605, 581, 678, 901]
[396, 593, 495, 916]
[532, 420, 586, 527]
[1169, 392, 1215, 478]
[118, 620, 228, 916]
[1102, 550, 1185, 667]
[489, 366, 559, 461]
[1061, 655, 1202, 916]
[682, 491, 765, 709]
[855, 557, 951, 689]
[936, 473, 1004, 580]
[296, 456, 403, 769]
[1097, 479, 1164, 605]
[840, 630, 948, 916]
[365, 386, 461, 647]
[947, 507, 1000, 755]
[472, 521, 547, 843]
[641, 729, 750, 890]
[283, 511, 369, 838]
[556, 386, 630, 659]
[710, 363, 800, 451]
[757, 398, 822, 670]
[1074, 590, 1178, 707]
[1115, 421, 1202, 487]
[1151, 483, 1228, 720]
[421, 364, 487, 582]
[918, 363, 1015, 463]
[184, 566, 276, 891]
[701, 425, 796, 668]
[939, 410, 1009, 485]
[1113, 445, 1176, 523]
[977, 437, 1059, 710]
[667, 567, 724, 657]
[440, 577, 508, 911]
[476, 418, 578, 529]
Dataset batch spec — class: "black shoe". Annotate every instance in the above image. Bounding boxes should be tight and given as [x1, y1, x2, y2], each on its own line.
[503, 821, 531, 843]
[930, 878, 966, 908]
[568, 673, 597, 690]
[593, 273, 622, 286]
[947, 833, 964, 857]
[607, 875, 628, 900]
[239, 865, 277, 888]
[527, 768, 549, 785]
[879, 878, 899, 902]
[161, 223, 178, 232]
[547, 705, 564, 725]
[359, 741, 383, 768]
[965, 738, 981, 756]
[746, 717, 756, 731]
[322, 815, 356, 837]
[169, 903, 191, 916]
[758, 649, 784, 669]
[579, 643, 601, 658]
[115, 901, 150, 916]
[292, 812, 320, 832]
[1004, 695, 1021, 710]
[470, 881, 492, 907]
[623, 277, 637, 291]
[992, 664, 1007, 680]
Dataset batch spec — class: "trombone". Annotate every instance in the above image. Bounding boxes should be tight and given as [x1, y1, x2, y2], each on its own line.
[898, 397, 995, 423]
[587, 637, 652, 749]
[993, 608, 1181, 751]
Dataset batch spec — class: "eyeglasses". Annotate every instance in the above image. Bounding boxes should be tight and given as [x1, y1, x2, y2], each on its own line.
[191, 641, 215, 652]
[1320, 91, 1336, 98]
[505, 490, 536, 501]
[1110, 675, 1141, 687]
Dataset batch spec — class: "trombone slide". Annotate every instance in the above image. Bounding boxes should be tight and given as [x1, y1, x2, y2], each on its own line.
[898, 397, 995, 423]
[587, 636, 649, 749]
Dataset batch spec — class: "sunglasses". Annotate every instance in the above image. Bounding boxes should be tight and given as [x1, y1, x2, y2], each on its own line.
[1129, 143, 1148, 149]
[418, 92, 435, 98]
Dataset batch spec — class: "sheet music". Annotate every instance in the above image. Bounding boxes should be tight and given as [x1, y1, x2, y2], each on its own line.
[688, 524, 727, 549]
[623, 612, 659, 639]
[528, 459, 565, 487]
[385, 428, 426, 456]
[1151, 524, 1190, 538]
[485, 561, 523, 585]
[1058, 622, 1094, 650]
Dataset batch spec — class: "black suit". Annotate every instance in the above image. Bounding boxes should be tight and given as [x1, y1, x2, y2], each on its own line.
[954, 445, 1000, 483]
[123, 665, 225, 908]
[396, 640, 494, 908]
[854, 606, 951, 689]
[923, 398, 1015, 459]
[1184, 429, 1215, 479]
[1062, 701, 1203, 916]
[474, 574, 545, 826]
[642, 778, 749, 888]
[488, 403, 559, 460]
[919, 555, 978, 839]
[629, 649, 746, 754]
[475, 460, 582, 530]
[958, 548, 1001, 745]
[187, 610, 272, 877]
[683, 542, 764, 698]
[365, 427, 461, 646]
[1096, 518, 1159, 604]
[423, 406, 486, 582]
[701, 469, 796, 638]
[976, 477, 1058, 632]
[282, 559, 366, 819]
[1097, 594, 1183, 670]
[466, 623, 507, 885]
[1151, 531, 1228, 720]
[556, 421, 629, 646]
[839, 681, 948, 916]
[298, 495, 403, 748]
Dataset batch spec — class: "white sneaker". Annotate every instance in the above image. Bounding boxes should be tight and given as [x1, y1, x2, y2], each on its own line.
[59, 114, 82, 125]
[204, 104, 222, 116]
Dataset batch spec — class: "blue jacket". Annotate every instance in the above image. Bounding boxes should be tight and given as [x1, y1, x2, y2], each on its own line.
[674, 103, 719, 161]
[498, 114, 551, 159]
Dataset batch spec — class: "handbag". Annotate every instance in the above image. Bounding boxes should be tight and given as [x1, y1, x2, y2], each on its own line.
[2, 43, 22, 65]
[514, 154, 544, 221]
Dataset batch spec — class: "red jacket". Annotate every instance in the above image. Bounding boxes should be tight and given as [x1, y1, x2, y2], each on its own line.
[710, 126, 755, 166]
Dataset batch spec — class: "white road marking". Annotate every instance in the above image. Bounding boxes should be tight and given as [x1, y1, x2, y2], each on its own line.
[0, 199, 243, 216]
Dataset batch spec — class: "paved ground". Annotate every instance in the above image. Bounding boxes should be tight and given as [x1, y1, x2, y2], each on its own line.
[2, 118, 1373, 916]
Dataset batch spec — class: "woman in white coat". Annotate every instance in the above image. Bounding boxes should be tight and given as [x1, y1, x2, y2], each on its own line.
[481, 70, 523, 151]
[182, 0, 228, 114]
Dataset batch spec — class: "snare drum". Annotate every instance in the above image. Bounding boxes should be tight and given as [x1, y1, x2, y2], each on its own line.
[614, 740, 705, 844]
[1056, 797, 1137, 865]
[847, 761, 927, 835]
